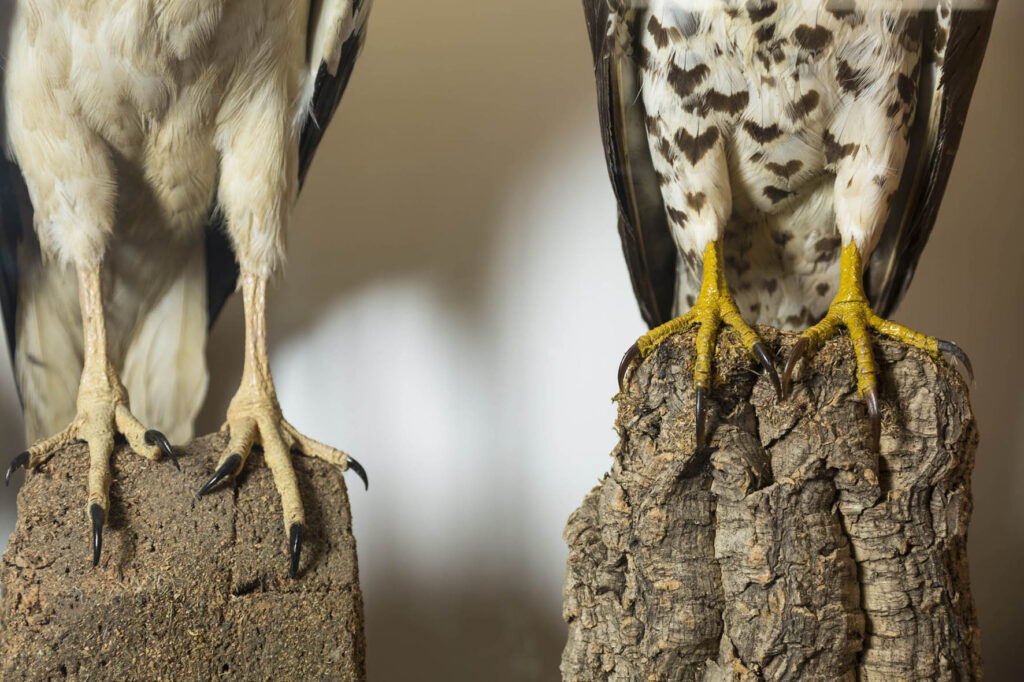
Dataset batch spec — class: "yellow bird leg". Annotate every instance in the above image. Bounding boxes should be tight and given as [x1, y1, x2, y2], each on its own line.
[783, 241, 970, 452]
[619, 241, 780, 450]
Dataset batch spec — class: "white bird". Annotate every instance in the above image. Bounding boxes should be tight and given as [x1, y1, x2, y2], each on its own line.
[1, 0, 371, 577]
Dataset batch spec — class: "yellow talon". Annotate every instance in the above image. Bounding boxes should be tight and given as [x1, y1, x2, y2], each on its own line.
[783, 242, 964, 452]
[619, 240, 780, 448]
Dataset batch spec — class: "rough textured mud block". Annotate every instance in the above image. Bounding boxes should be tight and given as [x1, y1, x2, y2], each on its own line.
[1, 433, 365, 680]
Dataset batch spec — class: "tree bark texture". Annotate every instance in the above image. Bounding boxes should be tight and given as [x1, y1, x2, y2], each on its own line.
[562, 329, 979, 681]
[0, 432, 365, 680]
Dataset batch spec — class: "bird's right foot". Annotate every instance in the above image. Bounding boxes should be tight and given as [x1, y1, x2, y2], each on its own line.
[618, 241, 781, 450]
[5, 362, 178, 567]
[196, 378, 366, 579]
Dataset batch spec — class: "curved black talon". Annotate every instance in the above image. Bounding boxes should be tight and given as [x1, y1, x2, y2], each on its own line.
[865, 387, 881, 453]
[288, 523, 303, 579]
[782, 337, 809, 399]
[198, 454, 242, 497]
[695, 386, 708, 451]
[145, 430, 179, 471]
[618, 342, 641, 393]
[752, 343, 782, 399]
[937, 340, 974, 383]
[346, 456, 369, 491]
[5, 451, 28, 486]
[90, 503, 105, 567]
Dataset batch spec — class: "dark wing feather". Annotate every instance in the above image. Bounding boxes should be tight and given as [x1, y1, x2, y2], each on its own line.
[203, 217, 239, 329]
[0, 154, 29, 367]
[0, 4, 33, 367]
[865, 4, 997, 317]
[205, 0, 370, 328]
[583, 0, 676, 329]
[297, 27, 365, 188]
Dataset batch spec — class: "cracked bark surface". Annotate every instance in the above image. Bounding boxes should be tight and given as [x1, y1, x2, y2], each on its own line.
[562, 329, 979, 681]
[0, 432, 365, 680]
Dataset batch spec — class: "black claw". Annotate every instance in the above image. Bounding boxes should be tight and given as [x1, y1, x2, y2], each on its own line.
[752, 343, 782, 399]
[695, 386, 708, 451]
[937, 340, 974, 384]
[90, 503, 105, 567]
[782, 337, 809, 399]
[145, 430, 179, 471]
[198, 454, 242, 497]
[618, 342, 641, 393]
[346, 456, 369, 491]
[288, 523, 303, 579]
[865, 387, 881, 453]
[5, 451, 28, 486]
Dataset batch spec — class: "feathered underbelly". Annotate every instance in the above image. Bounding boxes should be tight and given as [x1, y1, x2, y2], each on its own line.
[7, 0, 302, 237]
[664, 87, 846, 330]
[718, 175, 842, 331]
[640, 2, 918, 330]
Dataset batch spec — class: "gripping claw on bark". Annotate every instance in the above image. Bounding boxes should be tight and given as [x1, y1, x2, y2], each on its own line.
[198, 454, 242, 497]
[618, 342, 642, 393]
[937, 339, 974, 383]
[752, 342, 782, 398]
[695, 386, 708, 451]
[865, 386, 881, 453]
[346, 456, 369, 491]
[5, 451, 28, 486]
[782, 337, 809, 399]
[90, 503, 105, 567]
[145, 430, 179, 470]
[288, 523, 303, 579]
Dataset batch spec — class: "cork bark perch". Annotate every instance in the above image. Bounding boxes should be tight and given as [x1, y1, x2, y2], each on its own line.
[0, 432, 365, 680]
[562, 329, 979, 681]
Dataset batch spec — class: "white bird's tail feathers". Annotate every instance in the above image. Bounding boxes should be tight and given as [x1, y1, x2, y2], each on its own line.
[16, 235, 210, 446]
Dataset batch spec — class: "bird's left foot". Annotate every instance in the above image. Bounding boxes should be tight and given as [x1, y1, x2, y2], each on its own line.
[200, 272, 366, 578]
[783, 242, 971, 452]
[197, 383, 366, 579]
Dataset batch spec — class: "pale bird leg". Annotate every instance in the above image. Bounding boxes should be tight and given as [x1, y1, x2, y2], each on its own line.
[4, 266, 178, 566]
[619, 241, 781, 451]
[197, 272, 366, 579]
[783, 242, 971, 455]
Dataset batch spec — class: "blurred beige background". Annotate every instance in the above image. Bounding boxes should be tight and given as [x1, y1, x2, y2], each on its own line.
[1, 2, 1021, 679]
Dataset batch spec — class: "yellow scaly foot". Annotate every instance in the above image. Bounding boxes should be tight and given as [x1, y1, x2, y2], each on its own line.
[619, 241, 781, 450]
[782, 242, 972, 451]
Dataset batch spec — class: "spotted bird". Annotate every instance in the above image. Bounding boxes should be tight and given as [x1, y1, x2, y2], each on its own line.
[584, 0, 995, 450]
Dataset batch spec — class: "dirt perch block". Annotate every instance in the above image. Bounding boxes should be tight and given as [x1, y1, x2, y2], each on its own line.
[562, 329, 979, 681]
[0, 432, 365, 680]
